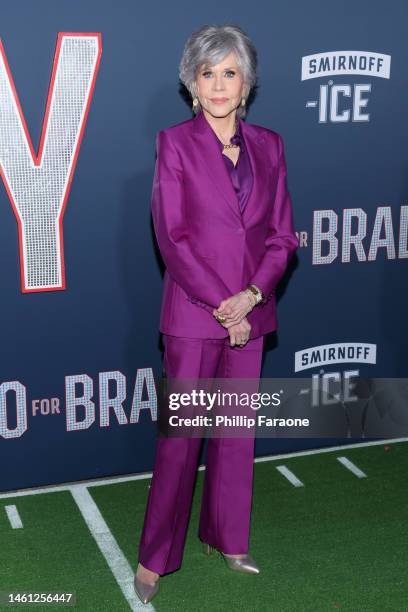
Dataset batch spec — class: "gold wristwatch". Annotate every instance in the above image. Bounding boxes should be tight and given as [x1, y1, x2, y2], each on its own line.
[246, 284, 263, 305]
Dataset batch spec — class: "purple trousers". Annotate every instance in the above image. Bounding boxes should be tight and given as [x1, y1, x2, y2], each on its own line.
[137, 333, 264, 575]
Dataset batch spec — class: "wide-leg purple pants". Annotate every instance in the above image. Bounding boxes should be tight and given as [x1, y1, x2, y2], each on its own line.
[137, 333, 264, 575]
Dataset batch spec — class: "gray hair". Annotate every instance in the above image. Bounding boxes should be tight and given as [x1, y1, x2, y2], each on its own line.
[179, 24, 258, 118]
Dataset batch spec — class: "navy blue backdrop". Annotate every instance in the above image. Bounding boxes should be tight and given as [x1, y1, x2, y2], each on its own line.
[0, 0, 406, 491]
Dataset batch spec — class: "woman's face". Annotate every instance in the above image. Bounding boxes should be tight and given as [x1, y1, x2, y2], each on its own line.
[194, 51, 247, 119]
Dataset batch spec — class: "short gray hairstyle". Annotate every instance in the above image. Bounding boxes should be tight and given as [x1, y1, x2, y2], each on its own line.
[179, 24, 258, 118]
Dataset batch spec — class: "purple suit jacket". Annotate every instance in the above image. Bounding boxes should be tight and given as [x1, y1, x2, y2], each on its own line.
[151, 110, 299, 339]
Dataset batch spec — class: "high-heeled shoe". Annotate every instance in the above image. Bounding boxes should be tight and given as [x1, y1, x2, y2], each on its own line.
[202, 541, 260, 574]
[133, 573, 160, 604]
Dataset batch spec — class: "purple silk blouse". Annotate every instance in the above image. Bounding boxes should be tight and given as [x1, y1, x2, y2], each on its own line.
[214, 119, 254, 213]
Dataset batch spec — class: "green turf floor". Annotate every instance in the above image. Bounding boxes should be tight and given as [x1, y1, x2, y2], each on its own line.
[0, 490, 126, 611]
[1, 441, 408, 611]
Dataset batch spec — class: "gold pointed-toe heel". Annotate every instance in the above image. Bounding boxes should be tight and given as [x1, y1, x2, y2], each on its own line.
[222, 553, 260, 574]
[202, 540, 260, 574]
[133, 574, 160, 604]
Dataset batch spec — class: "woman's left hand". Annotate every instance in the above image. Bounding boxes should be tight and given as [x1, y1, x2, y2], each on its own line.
[213, 291, 254, 328]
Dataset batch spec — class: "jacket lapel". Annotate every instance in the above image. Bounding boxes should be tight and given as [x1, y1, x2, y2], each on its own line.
[240, 118, 270, 225]
[191, 110, 270, 225]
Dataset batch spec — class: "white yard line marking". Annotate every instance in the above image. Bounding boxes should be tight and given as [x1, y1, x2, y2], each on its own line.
[5, 504, 23, 529]
[337, 456, 367, 478]
[276, 465, 304, 487]
[254, 437, 408, 464]
[0, 437, 406, 500]
[70, 485, 154, 612]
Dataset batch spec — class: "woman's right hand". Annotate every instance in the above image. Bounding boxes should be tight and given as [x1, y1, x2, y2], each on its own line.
[228, 317, 251, 347]
[213, 291, 254, 328]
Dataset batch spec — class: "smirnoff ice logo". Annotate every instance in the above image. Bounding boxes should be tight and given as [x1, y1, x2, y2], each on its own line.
[301, 51, 391, 123]
[294, 342, 377, 410]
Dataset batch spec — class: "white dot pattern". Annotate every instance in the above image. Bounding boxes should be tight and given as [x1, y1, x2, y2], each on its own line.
[65, 374, 95, 431]
[368, 207, 395, 260]
[0, 36, 100, 290]
[0, 381, 27, 439]
[313, 209, 338, 264]
[342, 208, 367, 262]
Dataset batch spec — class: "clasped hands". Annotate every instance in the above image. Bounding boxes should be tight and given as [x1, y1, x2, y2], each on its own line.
[212, 290, 256, 347]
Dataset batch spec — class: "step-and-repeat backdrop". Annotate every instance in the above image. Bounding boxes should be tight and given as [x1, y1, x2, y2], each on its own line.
[1, 0, 406, 490]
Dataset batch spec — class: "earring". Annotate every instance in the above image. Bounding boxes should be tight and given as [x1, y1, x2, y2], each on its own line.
[241, 97, 246, 107]
[192, 97, 199, 110]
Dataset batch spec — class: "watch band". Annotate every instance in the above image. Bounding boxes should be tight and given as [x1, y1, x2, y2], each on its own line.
[246, 284, 263, 305]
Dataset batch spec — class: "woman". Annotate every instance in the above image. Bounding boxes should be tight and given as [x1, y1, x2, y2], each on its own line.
[134, 24, 298, 604]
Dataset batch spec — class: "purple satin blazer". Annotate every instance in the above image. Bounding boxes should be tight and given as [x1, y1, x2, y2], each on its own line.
[151, 110, 299, 339]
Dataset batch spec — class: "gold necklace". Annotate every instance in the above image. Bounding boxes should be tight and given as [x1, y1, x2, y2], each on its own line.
[216, 119, 239, 149]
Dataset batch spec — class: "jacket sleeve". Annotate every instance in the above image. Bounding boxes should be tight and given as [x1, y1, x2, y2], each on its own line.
[248, 133, 299, 301]
[151, 129, 232, 311]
